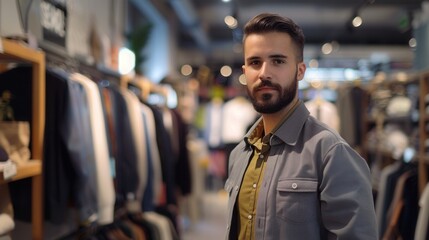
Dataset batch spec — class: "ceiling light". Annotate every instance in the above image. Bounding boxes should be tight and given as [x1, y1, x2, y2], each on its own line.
[309, 59, 319, 68]
[238, 74, 247, 85]
[181, 64, 193, 76]
[321, 43, 333, 55]
[220, 65, 232, 77]
[352, 16, 362, 27]
[224, 15, 238, 29]
[409, 38, 417, 48]
[118, 47, 135, 75]
[222, 0, 231, 2]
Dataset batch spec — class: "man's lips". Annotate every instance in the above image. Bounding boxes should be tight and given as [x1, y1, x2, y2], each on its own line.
[255, 86, 277, 92]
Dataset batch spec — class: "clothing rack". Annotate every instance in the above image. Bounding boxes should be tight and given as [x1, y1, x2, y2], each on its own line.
[124, 75, 168, 102]
[39, 41, 77, 67]
[121, 75, 148, 97]
[39, 41, 122, 85]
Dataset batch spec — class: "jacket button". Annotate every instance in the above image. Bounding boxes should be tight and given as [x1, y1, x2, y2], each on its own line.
[292, 183, 298, 189]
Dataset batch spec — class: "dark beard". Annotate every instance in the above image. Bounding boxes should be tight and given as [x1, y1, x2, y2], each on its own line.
[247, 70, 298, 114]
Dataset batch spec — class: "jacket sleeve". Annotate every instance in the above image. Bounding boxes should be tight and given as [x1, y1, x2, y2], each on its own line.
[319, 143, 378, 239]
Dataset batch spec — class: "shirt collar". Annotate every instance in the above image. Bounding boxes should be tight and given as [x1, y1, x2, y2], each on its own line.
[247, 120, 271, 154]
[244, 100, 309, 147]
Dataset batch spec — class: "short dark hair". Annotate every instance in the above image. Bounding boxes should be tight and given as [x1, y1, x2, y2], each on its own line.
[243, 13, 305, 62]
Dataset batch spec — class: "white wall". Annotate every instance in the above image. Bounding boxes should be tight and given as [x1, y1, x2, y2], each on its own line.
[0, 0, 26, 37]
[1, 0, 180, 82]
[1, 0, 125, 65]
[129, 0, 171, 83]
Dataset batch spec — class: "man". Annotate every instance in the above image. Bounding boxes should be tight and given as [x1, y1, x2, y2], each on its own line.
[224, 13, 378, 239]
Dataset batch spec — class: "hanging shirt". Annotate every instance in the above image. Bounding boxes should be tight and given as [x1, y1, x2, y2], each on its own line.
[221, 96, 258, 144]
[71, 73, 115, 225]
[121, 89, 148, 209]
[204, 98, 224, 148]
[305, 98, 340, 132]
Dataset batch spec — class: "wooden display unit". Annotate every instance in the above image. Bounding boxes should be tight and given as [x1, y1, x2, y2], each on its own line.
[0, 38, 45, 240]
[0, 160, 42, 183]
[361, 78, 418, 165]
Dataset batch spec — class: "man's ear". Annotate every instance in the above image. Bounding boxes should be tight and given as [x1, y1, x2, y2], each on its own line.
[297, 62, 306, 81]
[240, 65, 247, 85]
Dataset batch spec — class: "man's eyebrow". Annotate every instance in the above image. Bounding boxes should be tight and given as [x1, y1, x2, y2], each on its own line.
[246, 56, 261, 60]
[269, 54, 287, 59]
[245, 56, 260, 62]
[245, 54, 288, 62]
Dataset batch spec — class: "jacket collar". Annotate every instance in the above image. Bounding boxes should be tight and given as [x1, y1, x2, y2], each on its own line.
[272, 101, 309, 146]
[244, 101, 309, 147]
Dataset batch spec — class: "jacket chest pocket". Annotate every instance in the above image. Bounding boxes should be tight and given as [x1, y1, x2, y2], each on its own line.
[276, 179, 319, 223]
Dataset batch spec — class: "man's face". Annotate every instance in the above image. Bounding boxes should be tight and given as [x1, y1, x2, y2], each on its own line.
[242, 31, 306, 114]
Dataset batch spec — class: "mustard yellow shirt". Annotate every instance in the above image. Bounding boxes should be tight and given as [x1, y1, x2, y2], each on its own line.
[237, 100, 299, 239]
[237, 121, 270, 240]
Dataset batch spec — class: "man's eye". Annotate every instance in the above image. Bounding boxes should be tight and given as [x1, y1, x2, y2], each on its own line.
[273, 59, 285, 64]
[249, 61, 260, 65]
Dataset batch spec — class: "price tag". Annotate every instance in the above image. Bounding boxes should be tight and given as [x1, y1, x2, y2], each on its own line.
[3, 161, 17, 180]
[0, 38, 3, 53]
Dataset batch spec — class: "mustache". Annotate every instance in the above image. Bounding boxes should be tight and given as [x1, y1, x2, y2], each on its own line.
[254, 80, 281, 91]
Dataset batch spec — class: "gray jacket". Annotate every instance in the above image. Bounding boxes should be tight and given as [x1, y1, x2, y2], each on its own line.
[224, 101, 378, 240]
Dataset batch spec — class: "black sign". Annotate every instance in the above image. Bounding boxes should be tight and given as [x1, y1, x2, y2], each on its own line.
[40, 0, 67, 47]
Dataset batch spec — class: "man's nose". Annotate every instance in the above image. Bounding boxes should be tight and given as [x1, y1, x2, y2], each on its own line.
[258, 62, 272, 80]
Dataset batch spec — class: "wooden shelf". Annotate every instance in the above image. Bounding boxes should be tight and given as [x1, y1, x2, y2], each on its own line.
[0, 38, 45, 161]
[0, 37, 45, 240]
[363, 70, 429, 197]
[0, 160, 42, 184]
[417, 155, 429, 163]
[0, 39, 44, 63]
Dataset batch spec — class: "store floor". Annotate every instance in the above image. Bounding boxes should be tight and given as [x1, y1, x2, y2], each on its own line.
[10, 190, 229, 240]
[180, 190, 228, 240]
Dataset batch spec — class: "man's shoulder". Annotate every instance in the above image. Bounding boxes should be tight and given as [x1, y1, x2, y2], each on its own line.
[302, 116, 351, 152]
